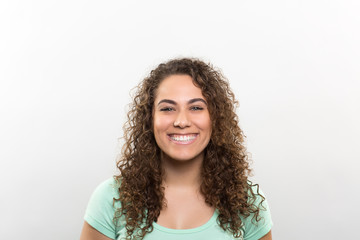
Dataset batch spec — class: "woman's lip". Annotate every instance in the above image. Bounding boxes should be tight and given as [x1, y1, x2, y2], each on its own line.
[167, 133, 198, 136]
[167, 133, 199, 145]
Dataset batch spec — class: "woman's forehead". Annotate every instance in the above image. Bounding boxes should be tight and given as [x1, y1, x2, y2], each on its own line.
[154, 75, 205, 103]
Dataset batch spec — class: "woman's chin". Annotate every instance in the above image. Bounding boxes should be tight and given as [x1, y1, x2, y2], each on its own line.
[161, 151, 204, 163]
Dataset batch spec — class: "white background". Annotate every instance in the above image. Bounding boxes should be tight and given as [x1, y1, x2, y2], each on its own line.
[1, 1, 359, 239]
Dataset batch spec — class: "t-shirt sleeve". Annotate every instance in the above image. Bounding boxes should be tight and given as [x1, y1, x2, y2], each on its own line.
[84, 178, 121, 240]
[242, 186, 273, 240]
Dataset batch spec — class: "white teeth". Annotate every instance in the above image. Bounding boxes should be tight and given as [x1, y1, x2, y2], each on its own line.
[170, 134, 197, 142]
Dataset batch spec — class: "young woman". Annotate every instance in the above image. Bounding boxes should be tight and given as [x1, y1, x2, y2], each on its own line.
[80, 58, 273, 240]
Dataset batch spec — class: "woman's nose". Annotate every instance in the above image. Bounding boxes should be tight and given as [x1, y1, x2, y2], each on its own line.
[173, 111, 191, 128]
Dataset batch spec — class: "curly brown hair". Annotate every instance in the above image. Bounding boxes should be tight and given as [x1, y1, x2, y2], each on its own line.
[114, 58, 265, 239]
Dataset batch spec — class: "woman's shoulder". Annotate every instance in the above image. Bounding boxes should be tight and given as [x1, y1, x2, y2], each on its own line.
[94, 177, 121, 195]
[244, 181, 271, 216]
[246, 181, 265, 202]
[84, 177, 123, 239]
[241, 181, 273, 240]
[88, 177, 121, 204]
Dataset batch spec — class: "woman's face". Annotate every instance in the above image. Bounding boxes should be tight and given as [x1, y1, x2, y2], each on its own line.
[153, 74, 212, 162]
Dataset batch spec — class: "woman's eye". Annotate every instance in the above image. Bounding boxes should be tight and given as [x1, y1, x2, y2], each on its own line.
[160, 107, 174, 112]
[191, 106, 204, 111]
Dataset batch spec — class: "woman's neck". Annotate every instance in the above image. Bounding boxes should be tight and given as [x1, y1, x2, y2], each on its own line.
[161, 152, 203, 189]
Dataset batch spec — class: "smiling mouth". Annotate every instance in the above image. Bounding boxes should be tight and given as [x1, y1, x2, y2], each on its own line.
[167, 134, 198, 144]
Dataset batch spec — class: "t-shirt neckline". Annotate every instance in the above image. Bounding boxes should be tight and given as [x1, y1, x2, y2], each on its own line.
[152, 209, 219, 234]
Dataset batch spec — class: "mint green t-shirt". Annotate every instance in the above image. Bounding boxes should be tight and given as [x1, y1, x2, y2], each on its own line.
[84, 178, 272, 240]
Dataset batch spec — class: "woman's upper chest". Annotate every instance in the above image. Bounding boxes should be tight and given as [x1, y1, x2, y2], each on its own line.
[156, 187, 215, 230]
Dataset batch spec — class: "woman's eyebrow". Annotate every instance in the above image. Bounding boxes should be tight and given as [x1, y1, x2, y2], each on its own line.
[157, 99, 176, 106]
[157, 98, 207, 106]
[188, 98, 207, 105]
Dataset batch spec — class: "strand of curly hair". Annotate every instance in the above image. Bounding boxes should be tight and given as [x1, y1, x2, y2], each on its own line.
[113, 58, 265, 239]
